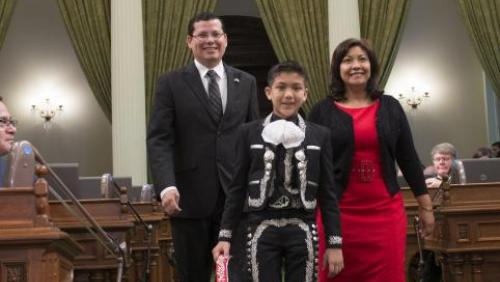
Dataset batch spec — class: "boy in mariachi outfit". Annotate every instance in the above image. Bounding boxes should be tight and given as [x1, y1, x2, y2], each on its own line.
[212, 61, 343, 281]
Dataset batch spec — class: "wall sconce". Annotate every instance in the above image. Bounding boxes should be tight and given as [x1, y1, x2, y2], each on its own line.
[398, 86, 430, 109]
[31, 98, 63, 122]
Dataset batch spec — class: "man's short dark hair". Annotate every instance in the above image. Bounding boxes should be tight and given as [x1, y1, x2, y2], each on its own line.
[267, 61, 308, 86]
[0, 96, 3, 101]
[187, 12, 225, 36]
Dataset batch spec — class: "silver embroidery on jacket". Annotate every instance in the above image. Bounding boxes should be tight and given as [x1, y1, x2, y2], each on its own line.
[268, 195, 290, 208]
[218, 229, 232, 239]
[296, 149, 316, 209]
[283, 149, 299, 195]
[250, 144, 264, 149]
[307, 180, 318, 187]
[328, 235, 343, 246]
[248, 147, 274, 207]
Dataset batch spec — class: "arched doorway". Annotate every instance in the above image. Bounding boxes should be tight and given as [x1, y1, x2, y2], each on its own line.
[221, 15, 278, 117]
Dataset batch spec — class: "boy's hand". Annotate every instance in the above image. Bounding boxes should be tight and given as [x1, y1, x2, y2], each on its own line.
[324, 248, 344, 277]
[212, 241, 231, 262]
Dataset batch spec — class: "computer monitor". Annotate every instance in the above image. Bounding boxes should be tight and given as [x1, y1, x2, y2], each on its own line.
[79, 176, 132, 199]
[76, 176, 101, 199]
[46, 163, 80, 199]
[460, 158, 500, 183]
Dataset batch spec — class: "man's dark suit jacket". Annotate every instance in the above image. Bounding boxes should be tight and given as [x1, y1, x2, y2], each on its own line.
[147, 63, 259, 218]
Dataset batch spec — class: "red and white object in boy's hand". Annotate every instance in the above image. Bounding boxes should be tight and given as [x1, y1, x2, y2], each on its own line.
[215, 255, 229, 282]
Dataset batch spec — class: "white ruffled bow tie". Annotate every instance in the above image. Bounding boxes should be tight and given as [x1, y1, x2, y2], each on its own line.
[261, 119, 305, 149]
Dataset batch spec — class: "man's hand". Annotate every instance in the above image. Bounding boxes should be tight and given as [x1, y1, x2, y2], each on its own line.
[161, 189, 181, 215]
[324, 248, 344, 277]
[212, 241, 231, 262]
[425, 177, 442, 188]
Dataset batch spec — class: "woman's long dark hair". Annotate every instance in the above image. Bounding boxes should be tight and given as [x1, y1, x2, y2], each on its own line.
[329, 38, 382, 101]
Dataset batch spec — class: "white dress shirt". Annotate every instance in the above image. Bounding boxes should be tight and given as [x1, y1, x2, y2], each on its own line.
[194, 59, 228, 112]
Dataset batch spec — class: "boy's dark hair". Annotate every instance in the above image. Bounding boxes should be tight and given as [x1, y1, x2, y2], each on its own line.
[329, 38, 382, 101]
[267, 61, 308, 86]
[187, 12, 225, 36]
[0, 96, 3, 101]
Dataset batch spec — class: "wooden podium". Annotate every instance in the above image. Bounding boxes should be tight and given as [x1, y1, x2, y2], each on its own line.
[0, 179, 82, 282]
[403, 182, 500, 282]
[48, 187, 134, 281]
[128, 201, 177, 282]
[0, 160, 175, 282]
[49, 186, 176, 282]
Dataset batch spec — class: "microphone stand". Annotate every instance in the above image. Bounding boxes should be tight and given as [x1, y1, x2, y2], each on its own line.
[32, 147, 126, 282]
[413, 175, 450, 281]
[413, 216, 425, 282]
[107, 175, 153, 282]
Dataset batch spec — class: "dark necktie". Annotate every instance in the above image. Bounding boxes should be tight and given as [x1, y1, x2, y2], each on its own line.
[206, 70, 223, 123]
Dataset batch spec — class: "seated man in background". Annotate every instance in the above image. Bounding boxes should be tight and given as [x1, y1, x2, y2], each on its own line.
[0, 96, 18, 183]
[421, 143, 461, 281]
[491, 141, 500, 158]
[425, 142, 461, 188]
[472, 146, 493, 159]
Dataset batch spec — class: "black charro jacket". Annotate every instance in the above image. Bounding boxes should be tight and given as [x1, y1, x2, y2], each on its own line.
[219, 117, 342, 248]
[308, 95, 428, 199]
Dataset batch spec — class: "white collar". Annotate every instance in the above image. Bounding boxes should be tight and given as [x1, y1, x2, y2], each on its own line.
[194, 59, 225, 79]
[261, 115, 306, 149]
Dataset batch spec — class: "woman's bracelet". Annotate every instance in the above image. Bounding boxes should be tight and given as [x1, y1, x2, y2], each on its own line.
[419, 205, 434, 212]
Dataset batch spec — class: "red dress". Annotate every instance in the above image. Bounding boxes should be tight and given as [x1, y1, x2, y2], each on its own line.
[317, 100, 407, 282]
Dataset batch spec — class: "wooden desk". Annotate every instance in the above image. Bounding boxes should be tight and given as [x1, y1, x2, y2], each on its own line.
[49, 188, 134, 282]
[0, 168, 178, 282]
[403, 182, 500, 282]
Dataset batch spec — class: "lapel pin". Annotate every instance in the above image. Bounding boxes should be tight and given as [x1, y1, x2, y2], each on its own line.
[234, 78, 240, 83]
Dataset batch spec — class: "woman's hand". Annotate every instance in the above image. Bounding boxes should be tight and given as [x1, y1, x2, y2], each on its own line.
[416, 194, 435, 239]
[418, 207, 435, 239]
[324, 248, 344, 277]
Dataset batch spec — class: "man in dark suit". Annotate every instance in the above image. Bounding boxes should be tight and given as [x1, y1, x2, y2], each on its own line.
[147, 12, 259, 282]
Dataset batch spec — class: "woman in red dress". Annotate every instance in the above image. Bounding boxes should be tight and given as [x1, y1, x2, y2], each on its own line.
[309, 38, 435, 282]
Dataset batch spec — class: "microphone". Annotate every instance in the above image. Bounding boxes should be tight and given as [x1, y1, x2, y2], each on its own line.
[454, 159, 467, 184]
[103, 173, 153, 282]
[4, 140, 36, 187]
[101, 173, 112, 198]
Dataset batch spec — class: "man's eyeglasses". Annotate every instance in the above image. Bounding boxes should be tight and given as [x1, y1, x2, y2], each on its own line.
[433, 156, 451, 162]
[192, 31, 225, 41]
[0, 117, 18, 128]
